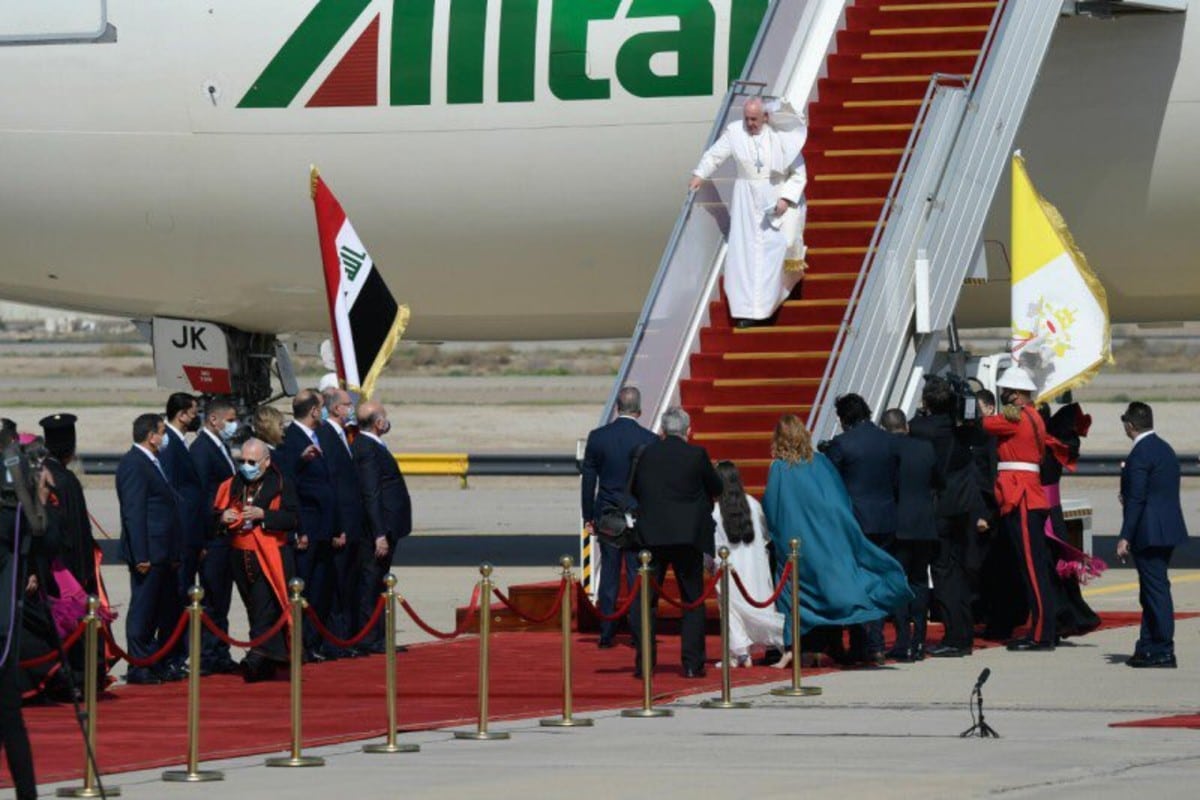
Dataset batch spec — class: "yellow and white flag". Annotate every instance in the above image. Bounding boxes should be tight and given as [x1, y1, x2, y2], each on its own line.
[1010, 153, 1112, 402]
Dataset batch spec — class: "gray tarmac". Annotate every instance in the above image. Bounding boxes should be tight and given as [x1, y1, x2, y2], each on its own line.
[43, 569, 1200, 800]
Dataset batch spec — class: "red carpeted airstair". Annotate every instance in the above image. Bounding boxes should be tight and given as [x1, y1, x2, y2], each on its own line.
[684, 0, 997, 494]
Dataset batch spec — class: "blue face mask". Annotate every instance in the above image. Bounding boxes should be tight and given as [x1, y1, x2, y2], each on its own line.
[320, 406, 329, 423]
[239, 462, 262, 482]
[220, 419, 239, 441]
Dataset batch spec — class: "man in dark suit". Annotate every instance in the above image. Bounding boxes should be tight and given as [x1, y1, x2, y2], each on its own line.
[825, 393, 898, 662]
[189, 398, 240, 675]
[116, 414, 183, 684]
[317, 387, 364, 653]
[159, 393, 201, 676]
[352, 401, 412, 653]
[1117, 402, 1189, 668]
[630, 407, 722, 678]
[881, 409, 941, 661]
[910, 378, 981, 657]
[274, 389, 337, 661]
[580, 386, 657, 648]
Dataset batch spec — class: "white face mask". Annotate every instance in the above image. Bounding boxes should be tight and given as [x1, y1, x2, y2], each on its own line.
[220, 419, 239, 441]
[379, 419, 391, 436]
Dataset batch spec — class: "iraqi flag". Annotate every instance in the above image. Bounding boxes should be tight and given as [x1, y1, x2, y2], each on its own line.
[311, 167, 410, 400]
[1009, 153, 1112, 402]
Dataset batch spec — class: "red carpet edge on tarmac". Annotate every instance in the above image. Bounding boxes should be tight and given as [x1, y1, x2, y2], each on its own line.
[3, 611, 1195, 787]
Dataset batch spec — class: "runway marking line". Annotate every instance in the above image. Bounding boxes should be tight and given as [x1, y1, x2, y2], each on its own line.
[1083, 572, 1200, 597]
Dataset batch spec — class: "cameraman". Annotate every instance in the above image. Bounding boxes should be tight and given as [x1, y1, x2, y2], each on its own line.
[909, 377, 979, 658]
[1, 420, 44, 800]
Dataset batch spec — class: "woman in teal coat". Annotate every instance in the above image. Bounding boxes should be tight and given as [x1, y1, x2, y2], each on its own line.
[763, 414, 911, 668]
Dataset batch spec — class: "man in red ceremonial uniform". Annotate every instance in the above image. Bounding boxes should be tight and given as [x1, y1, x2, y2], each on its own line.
[213, 438, 298, 682]
[982, 367, 1057, 651]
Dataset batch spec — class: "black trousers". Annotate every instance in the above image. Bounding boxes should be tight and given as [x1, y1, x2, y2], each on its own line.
[329, 539, 361, 640]
[0, 633, 36, 800]
[199, 542, 235, 668]
[850, 533, 894, 657]
[893, 539, 935, 651]
[127, 563, 182, 677]
[596, 539, 638, 643]
[357, 538, 397, 649]
[1134, 545, 1176, 658]
[295, 541, 332, 653]
[630, 545, 706, 672]
[930, 513, 975, 649]
[1002, 505, 1055, 645]
[230, 549, 287, 664]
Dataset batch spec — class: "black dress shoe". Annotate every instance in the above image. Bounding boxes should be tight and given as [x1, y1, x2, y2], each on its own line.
[598, 639, 615, 650]
[884, 647, 912, 662]
[682, 666, 707, 679]
[1128, 653, 1177, 669]
[1006, 638, 1055, 652]
[928, 645, 970, 658]
[303, 649, 328, 664]
[212, 658, 241, 674]
[911, 644, 925, 661]
[632, 666, 643, 679]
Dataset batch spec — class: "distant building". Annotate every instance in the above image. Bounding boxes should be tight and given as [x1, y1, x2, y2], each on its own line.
[0, 301, 127, 334]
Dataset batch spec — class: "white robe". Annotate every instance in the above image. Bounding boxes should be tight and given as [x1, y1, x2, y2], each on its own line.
[712, 496, 785, 657]
[693, 118, 808, 320]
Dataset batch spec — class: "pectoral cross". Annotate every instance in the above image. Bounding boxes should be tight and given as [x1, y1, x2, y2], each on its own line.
[752, 139, 764, 172]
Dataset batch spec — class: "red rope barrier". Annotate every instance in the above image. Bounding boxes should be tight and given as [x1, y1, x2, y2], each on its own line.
[200, 610, 289, 650]
[730, 560, 793, 609]
[303, 596, 386, 650]
[490, 579, 566, 625]
[18, 619, 88, 669]
[650, 570, 721, 611]
[101, 610, 190, 668]
[577, 574, 642, 622]
[399, 584, 481, 640]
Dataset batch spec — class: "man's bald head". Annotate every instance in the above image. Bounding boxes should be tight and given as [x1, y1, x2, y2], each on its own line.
[743, 98, 767, 136]
[357, 401, 390, 436]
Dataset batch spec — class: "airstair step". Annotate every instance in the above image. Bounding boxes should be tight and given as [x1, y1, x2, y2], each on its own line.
[808, 201, 885, 222]
[805, 227, 877, 248]
[710, 297, 849, 327]
[827, 54, 978, 79]
[685, 410, 809, 441]
[689, 351, 831, 381]
[700, 326, 839, 354]
[792, 272, 859, 298]
[817, 76, 931, 104]
[808, 126, 912, 150]
[847, 4, 996, 32]
[692, 438, 773, 462]
[810, 102, 922, 126]
[837, 30, 989, 55]
[807, 154, 902, 174]
[807, 176, 896, 199]
[680, 378, 820, 407]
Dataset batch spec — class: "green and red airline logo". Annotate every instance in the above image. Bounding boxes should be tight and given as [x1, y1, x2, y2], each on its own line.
[238, 0, 768, 108]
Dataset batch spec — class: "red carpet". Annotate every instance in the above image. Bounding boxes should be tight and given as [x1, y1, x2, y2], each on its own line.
[2, 609, 1190, 788]
[1111, 714, 1200, 730]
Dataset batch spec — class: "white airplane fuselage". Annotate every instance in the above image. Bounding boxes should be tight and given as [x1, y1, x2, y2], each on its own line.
[0, 1, 1197, 341]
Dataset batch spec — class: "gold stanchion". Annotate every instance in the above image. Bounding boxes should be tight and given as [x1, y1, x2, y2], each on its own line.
[540, 556, 593, 728]
[702, 547, 751, 709]
[771, 539, 822, 698]
[58, 596, 120, 798]
[266, 578, 326, 767]
[163, 585, 224, 782]
[364, 574, 420, 753]
[622, 550, 673, 718]
[455, 563, 511, 740]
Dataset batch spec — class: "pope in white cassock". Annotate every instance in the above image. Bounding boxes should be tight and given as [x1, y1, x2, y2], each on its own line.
[689, 98, 808, 327]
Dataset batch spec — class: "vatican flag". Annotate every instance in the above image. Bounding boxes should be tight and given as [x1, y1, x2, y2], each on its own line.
[1009, 153, 1112, 402]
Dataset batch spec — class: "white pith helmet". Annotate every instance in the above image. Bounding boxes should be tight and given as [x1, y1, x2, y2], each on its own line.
[996, 366, 1038, 393]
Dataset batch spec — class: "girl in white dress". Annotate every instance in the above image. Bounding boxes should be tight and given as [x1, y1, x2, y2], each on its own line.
[711, 461, 785, 667]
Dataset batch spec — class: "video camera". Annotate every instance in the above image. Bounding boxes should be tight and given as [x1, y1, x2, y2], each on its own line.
[1, 420, 47, 537]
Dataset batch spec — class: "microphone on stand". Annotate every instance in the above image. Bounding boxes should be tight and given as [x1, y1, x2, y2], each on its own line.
[973, 667, 991, 694]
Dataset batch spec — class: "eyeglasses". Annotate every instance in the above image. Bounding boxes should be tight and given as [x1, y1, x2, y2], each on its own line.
[237, 458, 262, 466]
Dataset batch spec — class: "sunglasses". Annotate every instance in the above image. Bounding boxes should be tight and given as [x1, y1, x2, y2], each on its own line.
[237, 458, 263, 466]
